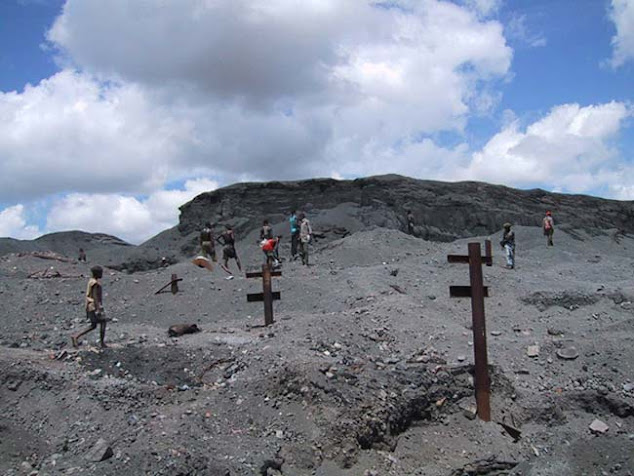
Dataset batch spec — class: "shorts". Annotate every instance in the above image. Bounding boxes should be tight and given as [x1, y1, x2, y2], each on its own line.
[201, 241, 216, 261]
[87, 310, 106, 325]
[223, 245, 237, 260]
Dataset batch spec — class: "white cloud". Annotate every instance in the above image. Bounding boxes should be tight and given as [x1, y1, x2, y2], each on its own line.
[0, 0, 513, 211]
[0, 70, 196, 202]
[461, 0, 502, 17]
[609, 0, 634, 68]
[41, 0, 511, 181]
[462, 102, 633, 194]
[45, 178, 218, 244]
[0, 205, 41, 240]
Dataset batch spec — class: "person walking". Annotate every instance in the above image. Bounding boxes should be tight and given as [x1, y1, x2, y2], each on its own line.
[543, 211, 554, 246]
[289, 210, 299, 261]
[71, 265, 108, 348]
[500, 223, 515, 269]
[299, 213, 313, 266]
[217, 224, 242, 276]
[260, 219, 273, 241]
[199, 222, 217, 262]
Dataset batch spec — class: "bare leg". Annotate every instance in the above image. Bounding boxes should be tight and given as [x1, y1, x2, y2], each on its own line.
[235, 257, 242, 272]
[220, 259, 232, 275]
[99, 322, 107, 348]
[71, 323, 97, 347]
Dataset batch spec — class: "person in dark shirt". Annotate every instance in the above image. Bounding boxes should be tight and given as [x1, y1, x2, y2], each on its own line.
[217, 224, 242, 275]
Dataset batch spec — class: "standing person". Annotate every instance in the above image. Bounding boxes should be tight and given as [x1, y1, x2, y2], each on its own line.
[500, 223, 515, 269]
[299, 213, 313, 266]
[543, 211, 554, 246]
[260, 219, 273, 241]
[406, 210, 415, 235]
[71, 265, 107, 348]
[78, 248, 87, 262]
[217, 224, 242, 276]
[199, 222, 217, 262]
[289, 210, 300, 261]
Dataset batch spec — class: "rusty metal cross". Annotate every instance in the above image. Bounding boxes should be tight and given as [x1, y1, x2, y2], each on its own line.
[246, 265, 281, 326]
[448, 240, 492, 422]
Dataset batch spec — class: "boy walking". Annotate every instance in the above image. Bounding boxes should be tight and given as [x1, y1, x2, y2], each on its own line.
[72, 265, 107, 348]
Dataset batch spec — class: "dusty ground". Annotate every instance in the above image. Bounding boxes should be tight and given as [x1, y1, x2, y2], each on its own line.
[1, 226, 634, 475]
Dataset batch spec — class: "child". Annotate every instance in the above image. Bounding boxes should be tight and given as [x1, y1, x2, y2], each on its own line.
[71, 265, 108, 348]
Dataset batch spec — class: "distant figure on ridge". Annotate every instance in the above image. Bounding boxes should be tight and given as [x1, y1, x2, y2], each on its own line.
[406, 210, 415, 235]
[71, 265, 107, 348]
[78, 248, 87, 262]
[543, 211, 554, 247]
[217, 224, 242, 276]
[289, 210, 300, 261]
[299, 212, 313, 266]
[500, 223, 515, 269]
[199, 222, 217, 262]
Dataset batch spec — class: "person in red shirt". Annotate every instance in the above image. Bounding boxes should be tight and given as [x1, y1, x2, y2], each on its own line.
[261, 236, 281, 268]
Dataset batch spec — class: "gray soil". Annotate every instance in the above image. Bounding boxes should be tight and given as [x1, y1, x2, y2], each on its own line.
[1, 178, 634, 475]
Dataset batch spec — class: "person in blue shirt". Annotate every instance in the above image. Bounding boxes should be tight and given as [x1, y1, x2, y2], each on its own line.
[289, 210, 299, 260]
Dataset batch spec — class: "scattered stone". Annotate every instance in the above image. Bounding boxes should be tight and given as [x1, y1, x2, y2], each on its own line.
[623, 383, 634, 392]
[527, 345, 540, 358]
[458, 398, 478, 420]
[556, 347, 579, 360]
[85, 438, 114, 462]
[457, 355, 466, 362]
[490, 330, 501, 336]
[589, 419, 609, 435]
[7, 380, 21, 391]
[547, 328, 564, 336]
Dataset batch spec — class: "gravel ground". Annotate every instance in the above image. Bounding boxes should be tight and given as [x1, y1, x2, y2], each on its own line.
[1, 226, 633, 475]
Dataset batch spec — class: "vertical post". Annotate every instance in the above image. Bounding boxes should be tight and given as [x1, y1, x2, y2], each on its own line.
[468, 243, 491, 421]
[262, 264, 274, 326]
[484, 239, 492, 267]
[171, 273, 179, 294]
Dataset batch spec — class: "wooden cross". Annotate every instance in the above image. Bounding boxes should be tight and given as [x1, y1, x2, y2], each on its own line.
[154, 274, 183, 295]
[246, 265, 281, 326]
[448, 240, 492, 422]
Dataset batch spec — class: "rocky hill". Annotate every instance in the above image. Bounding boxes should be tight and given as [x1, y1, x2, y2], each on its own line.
[2, 175, 633, 272]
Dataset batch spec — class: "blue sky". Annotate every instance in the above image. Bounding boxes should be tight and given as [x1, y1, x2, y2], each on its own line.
[0, 0, 632, 243]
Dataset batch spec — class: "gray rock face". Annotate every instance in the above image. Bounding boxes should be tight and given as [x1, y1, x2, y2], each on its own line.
[2, 174, 633, 273]
[177, 174, 634, 235]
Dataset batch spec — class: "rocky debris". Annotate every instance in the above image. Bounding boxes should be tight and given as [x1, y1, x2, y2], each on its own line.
[1, 186, 634, 475]
[526, 345, 540, 357]
[85, 438, 114, 462]
[556, 346, 579, 360]
[168, 324, 201, 337]
[589, 419, 609, 435]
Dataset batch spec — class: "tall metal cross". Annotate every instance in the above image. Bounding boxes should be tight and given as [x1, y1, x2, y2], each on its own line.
[447, 240, 492, 422]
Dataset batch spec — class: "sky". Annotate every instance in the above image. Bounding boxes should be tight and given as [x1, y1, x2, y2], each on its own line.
[0, 0, 632, 244]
